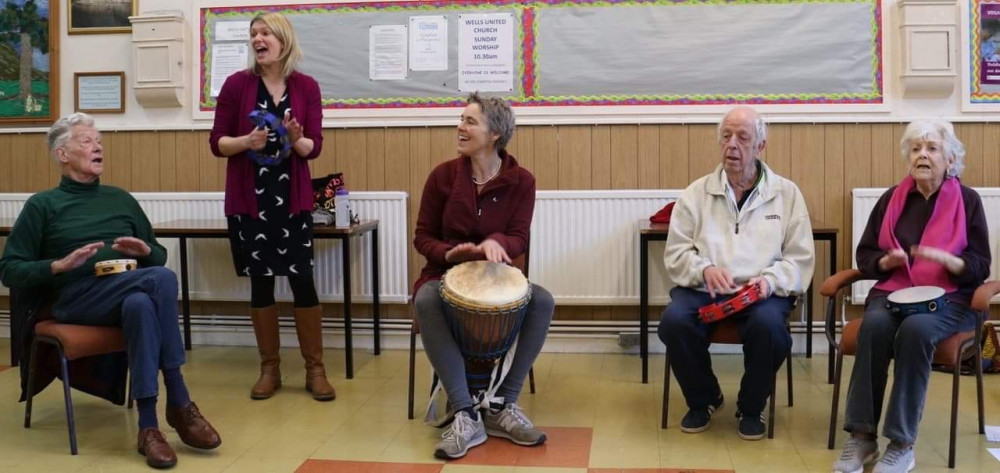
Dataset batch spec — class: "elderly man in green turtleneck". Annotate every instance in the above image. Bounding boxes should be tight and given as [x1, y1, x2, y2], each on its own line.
[0, 113, 220, 469]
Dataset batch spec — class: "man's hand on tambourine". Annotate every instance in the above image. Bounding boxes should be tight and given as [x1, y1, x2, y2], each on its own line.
[112, 237, 151, 258]
[51, 241, 105, 275]
[703, 265, 737, 298]
[748, 276, 770, 299]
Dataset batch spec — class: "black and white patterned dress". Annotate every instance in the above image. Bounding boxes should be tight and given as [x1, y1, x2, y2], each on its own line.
[226, 79, 314, 277]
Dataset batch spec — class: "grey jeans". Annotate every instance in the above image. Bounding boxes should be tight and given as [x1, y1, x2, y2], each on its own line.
[415, 281, 554, 410]
[843, 296, 977, 444]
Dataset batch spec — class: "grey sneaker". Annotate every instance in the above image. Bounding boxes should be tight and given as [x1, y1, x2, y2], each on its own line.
[832, 437, 879, 473]
[433, 410, 487, 460]
[484, 403, 547, 446]
[872, 443, 915, 473]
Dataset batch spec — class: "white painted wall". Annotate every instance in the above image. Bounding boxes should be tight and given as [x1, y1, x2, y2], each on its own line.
[30, 0, 1000, 132]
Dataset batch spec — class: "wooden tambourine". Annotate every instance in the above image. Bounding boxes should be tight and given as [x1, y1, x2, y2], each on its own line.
[95, 259, 138, 277]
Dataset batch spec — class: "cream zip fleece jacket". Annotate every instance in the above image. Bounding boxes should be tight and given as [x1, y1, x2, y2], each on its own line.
[664, 161, 815, 297]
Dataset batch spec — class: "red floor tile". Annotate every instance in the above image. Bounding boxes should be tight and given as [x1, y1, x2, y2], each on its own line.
[589, 469, 734, 473]
[296, 460, 443, 473]
[452, 426, 592, 468]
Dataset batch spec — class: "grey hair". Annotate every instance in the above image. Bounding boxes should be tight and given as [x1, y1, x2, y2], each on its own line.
[467, 92, 516, 152]
[47, 113, 95, 162]
[899, 120, 965, 178]
[717, 107, 767, 149]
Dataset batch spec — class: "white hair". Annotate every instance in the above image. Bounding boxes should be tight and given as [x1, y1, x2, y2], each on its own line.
[716, 108, 767, 149]
[47, 113, 95, 163]
[899, 120, 965, 178]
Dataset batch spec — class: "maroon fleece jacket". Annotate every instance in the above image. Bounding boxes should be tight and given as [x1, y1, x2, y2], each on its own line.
[413, 151, 536, 293]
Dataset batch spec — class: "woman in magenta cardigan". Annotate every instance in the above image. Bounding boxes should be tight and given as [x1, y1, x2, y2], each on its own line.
[413, 93, 554, 460]
[832, 121, 990, 473]
[209, 12, 334, 402]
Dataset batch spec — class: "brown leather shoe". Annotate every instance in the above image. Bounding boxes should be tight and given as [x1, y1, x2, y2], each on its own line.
[165, 402, 222, 450]
[137, 428, 177, 469]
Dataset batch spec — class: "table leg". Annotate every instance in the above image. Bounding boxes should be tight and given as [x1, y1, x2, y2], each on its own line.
[372, 227, 380, 356]
[342, 236, 354, 379]
[179, 236, 192, 351]
[640, 234, 649, 384]
[806, 283, 813, 358]
[829, 235, 837, 384]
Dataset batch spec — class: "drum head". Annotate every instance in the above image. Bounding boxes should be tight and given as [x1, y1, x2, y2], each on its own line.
[442, 261, 529, 307]
[887, 286, 946, 304]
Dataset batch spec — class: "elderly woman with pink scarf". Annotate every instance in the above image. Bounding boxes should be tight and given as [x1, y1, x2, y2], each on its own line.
[832, 121, 991, 473]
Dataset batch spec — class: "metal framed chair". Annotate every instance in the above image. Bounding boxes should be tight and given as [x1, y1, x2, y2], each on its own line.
[660, 309, 796, 438]
[822, 269, 994, 469]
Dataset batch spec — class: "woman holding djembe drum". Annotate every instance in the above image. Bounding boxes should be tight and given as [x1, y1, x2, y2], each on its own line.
[832, 121, 991, 473]
[413, 93, 554, 460]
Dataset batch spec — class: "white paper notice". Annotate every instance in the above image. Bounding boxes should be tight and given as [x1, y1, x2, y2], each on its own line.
[216, 21, 251, 42]
[989, 448, 1000, 463]
[409, 16, 447, 71]
[210, 43, 249, 97]
[987, 425, 1000, 442]
[458, 13, 513, 92]
[370, 25, 408, 81]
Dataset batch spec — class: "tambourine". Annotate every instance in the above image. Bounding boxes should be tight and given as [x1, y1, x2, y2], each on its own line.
[886, 286, 947, 316]
[95, 259, 138, 277]
[247, 109, 291, 167]
[698, 283, 763, 323]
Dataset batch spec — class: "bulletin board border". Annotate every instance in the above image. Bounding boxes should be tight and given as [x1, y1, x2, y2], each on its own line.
[198, 0, 883, 111]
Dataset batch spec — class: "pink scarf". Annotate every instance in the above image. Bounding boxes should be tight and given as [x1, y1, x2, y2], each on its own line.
[873, 175, 966, 293]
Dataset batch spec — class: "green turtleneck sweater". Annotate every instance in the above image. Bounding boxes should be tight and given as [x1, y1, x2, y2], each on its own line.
[0, 176, 167, 289]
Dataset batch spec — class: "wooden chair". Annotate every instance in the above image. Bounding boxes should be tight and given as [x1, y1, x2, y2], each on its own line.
[660, 305, 797, 438]
[17, 288, 132, 455]
[822, 269, 995, 469]
[407, 251, 536, 420]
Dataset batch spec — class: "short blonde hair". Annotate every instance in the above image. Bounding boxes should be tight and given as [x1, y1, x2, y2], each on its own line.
[899, 120, 965, 178]
[248, 12, 302, 78]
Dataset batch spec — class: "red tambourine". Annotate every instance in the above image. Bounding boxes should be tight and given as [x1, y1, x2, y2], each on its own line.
[697, 283, 763, 324]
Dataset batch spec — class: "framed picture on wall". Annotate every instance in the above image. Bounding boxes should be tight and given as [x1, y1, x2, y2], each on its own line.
[74, 71, 124, 113]
[68, 0, 137, 34]
[0, 0, 60, 125]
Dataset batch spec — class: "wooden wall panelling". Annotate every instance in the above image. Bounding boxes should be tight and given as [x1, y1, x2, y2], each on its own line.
[870, 124, 896, 187]
[591, 125, 611, 190]
[637, 125, 659, 189]
[687, 125, 719, 180]
[658, 125, 689, 190]
[823, 125, 846, 321]
[174, 132, 201, 192]
[366, 129, 386, 191]
[408, 128, 432, 286]
[132, 131, 160, 191]
[196, 131, 220, 192]
[9, 135, 27, 192]
[985, 124, 1000, 184]
[957, 123, 985, 187]
[0, 136, 11, 192]
[533, 126, 559, 190]
[763, 124, 791, 177]
[610, 125, 638, 189]
[158, 132, 178, 191]
[559, 125, 591, 189]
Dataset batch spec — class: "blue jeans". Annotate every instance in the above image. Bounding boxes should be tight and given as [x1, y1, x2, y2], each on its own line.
[52, 267, 185, 400]
[843, 297, 977, 444]
[658, 286, 793, 416]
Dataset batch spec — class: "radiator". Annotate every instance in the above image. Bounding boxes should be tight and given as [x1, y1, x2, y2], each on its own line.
[0, 192, 410, 304]
[851, 188, 1000, 304]
[531, 190, 681, 304]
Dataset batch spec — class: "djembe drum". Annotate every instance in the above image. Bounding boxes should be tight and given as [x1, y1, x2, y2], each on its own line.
[440, 260, 532, 396]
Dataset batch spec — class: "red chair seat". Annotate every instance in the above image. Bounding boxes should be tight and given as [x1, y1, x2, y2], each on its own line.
[34, 320, 126, 361]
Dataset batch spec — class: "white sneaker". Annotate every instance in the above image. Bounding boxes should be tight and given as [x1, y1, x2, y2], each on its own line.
[433, 410, 487, 460]
[484, 403, 547, 446]
[832, 437, 879, 473]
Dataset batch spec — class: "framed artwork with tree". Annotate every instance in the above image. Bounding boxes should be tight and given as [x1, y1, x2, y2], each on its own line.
[0, 0, 59, 125]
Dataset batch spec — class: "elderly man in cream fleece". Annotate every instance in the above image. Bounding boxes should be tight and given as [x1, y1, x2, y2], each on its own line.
[657, 106, 815, 441]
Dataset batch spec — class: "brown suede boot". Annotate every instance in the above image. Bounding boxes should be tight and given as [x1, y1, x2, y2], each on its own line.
[293, 305, 336, 401]
[250, 305, 281, 399]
